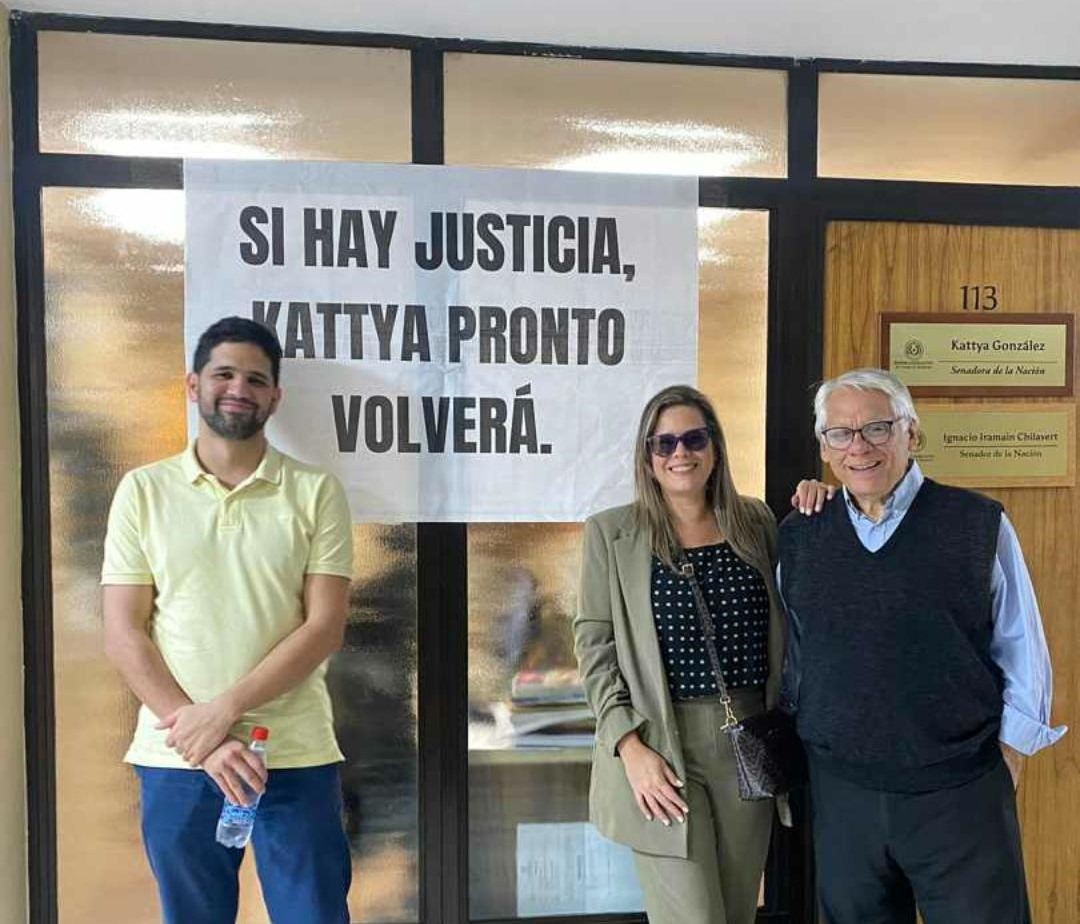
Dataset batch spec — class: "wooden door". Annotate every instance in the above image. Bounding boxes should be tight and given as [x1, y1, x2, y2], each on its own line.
[824, 221, 1078, 924]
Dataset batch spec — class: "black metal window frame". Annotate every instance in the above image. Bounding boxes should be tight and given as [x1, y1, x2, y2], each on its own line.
[13, 12, 1080, 924]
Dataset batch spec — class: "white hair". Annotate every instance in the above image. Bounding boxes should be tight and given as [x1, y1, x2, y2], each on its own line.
[813, 368, 919, 436]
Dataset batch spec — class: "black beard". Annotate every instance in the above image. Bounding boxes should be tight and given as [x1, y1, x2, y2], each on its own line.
[200, 401, 268, 441]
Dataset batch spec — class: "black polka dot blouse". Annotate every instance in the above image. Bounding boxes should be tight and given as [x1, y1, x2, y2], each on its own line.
[651, 542, 770, 700]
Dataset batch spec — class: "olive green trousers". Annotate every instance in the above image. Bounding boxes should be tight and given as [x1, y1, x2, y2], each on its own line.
[632, 690, 772, 924]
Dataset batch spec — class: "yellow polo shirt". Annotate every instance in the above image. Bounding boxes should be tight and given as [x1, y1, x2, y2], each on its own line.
[101, 443, 353, 770]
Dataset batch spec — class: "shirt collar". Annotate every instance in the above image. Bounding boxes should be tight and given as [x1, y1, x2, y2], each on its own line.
[181, 441, 283, 486]
[181, 442, 205, 483]
[843, 460, 924, 521]
[252, 444, 283, 484]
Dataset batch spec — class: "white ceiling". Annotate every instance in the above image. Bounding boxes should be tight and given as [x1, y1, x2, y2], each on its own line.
[10, 0, 1080, 67]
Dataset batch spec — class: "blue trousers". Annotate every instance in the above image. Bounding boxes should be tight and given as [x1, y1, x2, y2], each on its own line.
[135, 763, 352, 924]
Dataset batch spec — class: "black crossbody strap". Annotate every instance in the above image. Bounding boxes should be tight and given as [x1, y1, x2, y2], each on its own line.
[678, 558, 739, 729]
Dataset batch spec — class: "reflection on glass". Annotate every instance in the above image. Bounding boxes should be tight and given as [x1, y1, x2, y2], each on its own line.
[698, 209, 768, 499]
[464, 209, 768, 916]
[467, 523, 599, 919]
[39, 32, 411, 161]
[333, 524, 419, 924]
[43, 188, 418, 923]
[820, 73, 1080, 185]
[446, 53, 786, 176]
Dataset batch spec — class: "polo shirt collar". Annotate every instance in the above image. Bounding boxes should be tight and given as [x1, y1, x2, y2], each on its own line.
[252, 444, 284, 484]
[181, 443, 205, 483]
[843, 459, 924, 521]
[181, 441, 284, 486]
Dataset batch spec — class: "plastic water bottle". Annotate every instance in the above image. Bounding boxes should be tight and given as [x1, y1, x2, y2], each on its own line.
[214, 726, 269, 849]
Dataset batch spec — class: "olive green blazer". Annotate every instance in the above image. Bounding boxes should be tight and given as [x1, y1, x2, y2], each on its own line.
[573, 500, 785, 858]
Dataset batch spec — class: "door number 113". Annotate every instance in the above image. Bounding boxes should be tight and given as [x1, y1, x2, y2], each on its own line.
[960, 284, 999, 311]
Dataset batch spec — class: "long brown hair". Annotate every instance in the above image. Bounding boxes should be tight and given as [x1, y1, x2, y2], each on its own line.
[633, 385, 766, 572]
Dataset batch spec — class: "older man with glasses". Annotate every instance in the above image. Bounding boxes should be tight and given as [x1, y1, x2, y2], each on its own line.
[777, 367, 1065, 924]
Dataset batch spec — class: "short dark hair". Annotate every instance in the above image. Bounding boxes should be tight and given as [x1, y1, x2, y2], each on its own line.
[192, 316, 283, 384]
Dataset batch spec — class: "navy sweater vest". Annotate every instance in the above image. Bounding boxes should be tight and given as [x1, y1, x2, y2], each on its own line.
[780, 479, 1004, 792]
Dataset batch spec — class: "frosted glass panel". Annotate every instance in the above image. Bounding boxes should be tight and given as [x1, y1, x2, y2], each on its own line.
[698, 208, 768, 499]
[39, 32, 411, 161]
[446, 53, 786, 177]
[43, 187, 419, 923]
[820, 73, 1080, 185]
[467, 523, 594, 919]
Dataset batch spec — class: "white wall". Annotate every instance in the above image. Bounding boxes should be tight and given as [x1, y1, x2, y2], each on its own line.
[11, 0, 1080, 66]
[0, 6, 27, 923]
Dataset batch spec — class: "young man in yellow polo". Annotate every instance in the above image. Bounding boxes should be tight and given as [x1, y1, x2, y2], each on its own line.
[102, 316, 354, 924]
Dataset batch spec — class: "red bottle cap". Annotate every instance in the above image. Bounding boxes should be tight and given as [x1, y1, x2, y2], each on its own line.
[252, 726, 270, 741]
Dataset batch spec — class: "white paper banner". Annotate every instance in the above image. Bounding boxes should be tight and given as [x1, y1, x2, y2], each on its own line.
[185, 160, 698, 522]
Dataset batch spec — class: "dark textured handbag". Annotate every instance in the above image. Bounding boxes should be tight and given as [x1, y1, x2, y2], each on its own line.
[680, 558, 807, 800]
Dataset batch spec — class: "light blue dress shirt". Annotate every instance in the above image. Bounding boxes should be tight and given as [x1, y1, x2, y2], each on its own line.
[780, 461, 1066, 756]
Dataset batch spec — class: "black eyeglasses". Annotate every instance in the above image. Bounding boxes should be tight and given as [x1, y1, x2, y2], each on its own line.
[646, 426, 711, 457]
[820, 419, 897, 450]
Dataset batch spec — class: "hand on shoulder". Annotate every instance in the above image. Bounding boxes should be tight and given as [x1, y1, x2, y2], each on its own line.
[790, 479, 836, 516]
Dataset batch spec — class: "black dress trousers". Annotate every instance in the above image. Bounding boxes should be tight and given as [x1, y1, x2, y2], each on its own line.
[809, 756, 1031, 924]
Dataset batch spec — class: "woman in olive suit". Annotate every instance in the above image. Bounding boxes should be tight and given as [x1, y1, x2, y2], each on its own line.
[574, 385, 818, 924]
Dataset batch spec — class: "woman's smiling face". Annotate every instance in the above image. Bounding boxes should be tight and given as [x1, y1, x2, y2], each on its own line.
[649, 404, 715, 504]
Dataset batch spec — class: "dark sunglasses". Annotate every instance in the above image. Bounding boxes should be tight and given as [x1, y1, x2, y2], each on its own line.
[646, 426, 712, 457]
